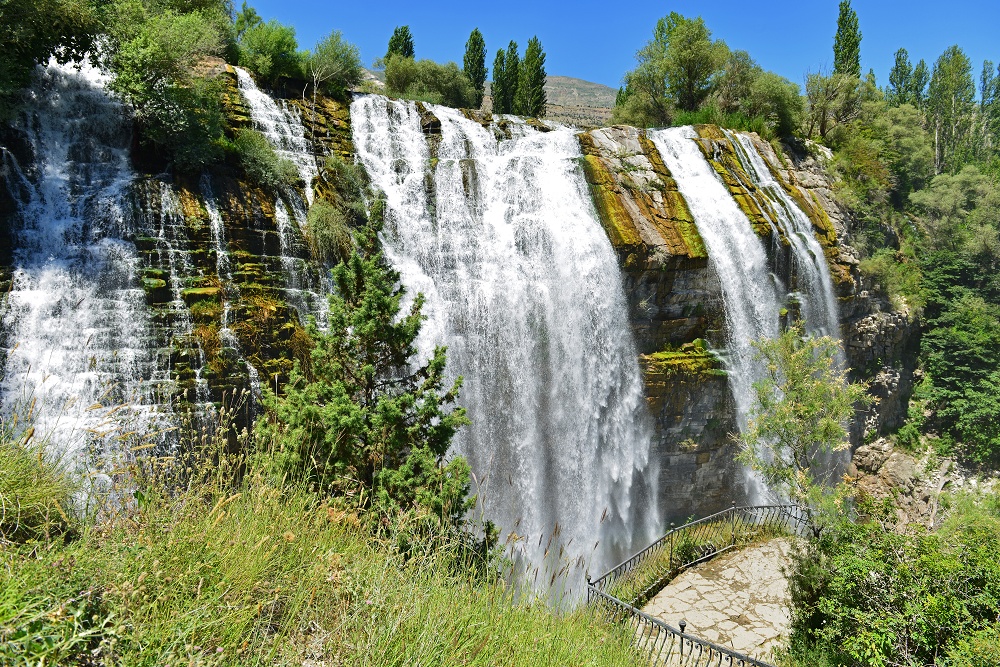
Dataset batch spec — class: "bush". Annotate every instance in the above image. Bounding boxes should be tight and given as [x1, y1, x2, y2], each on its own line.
[858, 247, 924, 310]
[785, 506, 1000, 666]
[237, 18, 302, 82]
[385, 55, 476, 109]
[306, 198, 352, 262]
[231, 128, 298, 189]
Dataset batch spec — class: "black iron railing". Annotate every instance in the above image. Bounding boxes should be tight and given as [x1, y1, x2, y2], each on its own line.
[587, 504, 809, 667]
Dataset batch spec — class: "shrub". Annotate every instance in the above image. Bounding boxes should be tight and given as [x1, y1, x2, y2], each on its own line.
[385, 55, 476, 109]
[0, 429, 76, 543]
[231, 128, 298, 189]
[306, 198, 352, 262]
[237, 18, 302, 82]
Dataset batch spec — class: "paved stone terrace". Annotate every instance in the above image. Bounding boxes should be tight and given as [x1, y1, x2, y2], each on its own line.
[641, 537, 795, 662]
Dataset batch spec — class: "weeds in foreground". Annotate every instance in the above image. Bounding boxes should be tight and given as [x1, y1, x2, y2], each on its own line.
[0, 395, 641, 666]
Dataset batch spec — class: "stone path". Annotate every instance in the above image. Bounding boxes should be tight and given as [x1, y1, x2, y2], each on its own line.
[641, 537, 795, 662]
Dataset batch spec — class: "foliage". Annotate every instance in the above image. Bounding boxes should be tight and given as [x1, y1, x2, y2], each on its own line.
[237, 18, 302, 82]
[463, 27, 487, 109]
[304, 29, 362, 100]
[0, 0, 98, 118]
[514, 36, 546, 118]
[928, 45, 976, 174]
[305, 198, 352, 263]
[386, 24, 414, 61]
[1, 401, 640, 665]
[832, 0, 862, 79]
[384, 55, 476, 109]
[230, 128, 298, 189]
[0, 430, 75, 544]
[737, 324, 872, 531]
[255, 220, 472, 526]
[783, 500, 1000, 667]
[858, 247, 923, 311]
[490, 41, 520, 115]
[101, 0, 228, 170]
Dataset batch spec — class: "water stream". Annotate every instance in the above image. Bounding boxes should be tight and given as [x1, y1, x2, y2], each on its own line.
[351, 97, 659, 587]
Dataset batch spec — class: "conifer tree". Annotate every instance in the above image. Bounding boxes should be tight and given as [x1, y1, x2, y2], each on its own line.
[491, 48, 507, 113]
[888, 48, 912, 106]
[463, 28, 487, 110]
[833, 0, 861, 78]
[385, 25, 414, 62]
[514, 36, 546, 117]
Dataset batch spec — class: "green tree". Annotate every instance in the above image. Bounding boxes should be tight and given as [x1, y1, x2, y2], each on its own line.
[832, 0, 862, 78]
[490, 48, 507, 113]
[514, 36, 546, 117]
[501, 41, 519, 114]
[304, 29, 361, 107]
[928, 45, 975, 173]
[102, 0, 225, 169]
[737, 323, 871, 530]
[664, 16, 728, 112]
[910, 58, 930, 109]
[238, 18, 301, 82]
[462, 28, 487, 109]
[232, 1, 261, 41]
[386, 25, 414, 61]
[256, 232, 472, 525]
[804, 70, 863, 140]
[887, 47, 912, 106]
[384, 56, 475, 109]
[0, 0, 97, 117]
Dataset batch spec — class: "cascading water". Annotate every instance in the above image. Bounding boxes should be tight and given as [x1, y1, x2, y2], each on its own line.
[724, 131, 843, 353]
[351, 96, 658, 588]
[232, 67, 329, 328]
[649, 127, 783, 502]
[0, 60, 159, 451]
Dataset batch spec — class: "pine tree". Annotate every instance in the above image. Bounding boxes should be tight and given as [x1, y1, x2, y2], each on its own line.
[463, 28, 487, 110]
[514, 36, 546, 117]
[385, 25, 414, 62]
[502, 41, 519, 115]
[491, 49, 506, 113]
[888, 48, 912, 106]
[833, 0, 862, 78]
[256, 221, 472, 524]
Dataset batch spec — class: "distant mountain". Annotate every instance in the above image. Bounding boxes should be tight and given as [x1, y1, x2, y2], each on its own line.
[484, 75, 616, 109]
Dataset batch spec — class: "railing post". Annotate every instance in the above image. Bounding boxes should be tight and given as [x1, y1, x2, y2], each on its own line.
[731, 500, 737, 546]
[679, 619, 686, 658]
[669, 523, 675, 569]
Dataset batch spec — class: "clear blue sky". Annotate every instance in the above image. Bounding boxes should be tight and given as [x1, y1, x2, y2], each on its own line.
[248, 0, 999, 95]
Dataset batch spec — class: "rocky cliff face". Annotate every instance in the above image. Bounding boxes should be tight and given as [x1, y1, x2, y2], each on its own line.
[577, 124, 919, 519]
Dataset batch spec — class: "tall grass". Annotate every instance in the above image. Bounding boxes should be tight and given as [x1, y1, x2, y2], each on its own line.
[0, 394, 641, 666]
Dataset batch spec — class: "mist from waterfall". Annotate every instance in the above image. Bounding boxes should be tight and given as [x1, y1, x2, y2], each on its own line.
[350, 96, 659, 590]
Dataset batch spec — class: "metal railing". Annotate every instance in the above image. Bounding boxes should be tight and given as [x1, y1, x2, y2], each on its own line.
[587, 504, 809, 667]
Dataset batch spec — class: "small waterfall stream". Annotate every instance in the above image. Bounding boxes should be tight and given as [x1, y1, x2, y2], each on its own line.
[351, 97, 658, 585]
[725, 131, 843, 351]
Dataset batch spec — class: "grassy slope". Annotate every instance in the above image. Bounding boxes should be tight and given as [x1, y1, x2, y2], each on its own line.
[0, 416, 638, 666]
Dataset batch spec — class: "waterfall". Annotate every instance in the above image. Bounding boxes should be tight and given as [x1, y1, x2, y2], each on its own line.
[649, 127, 782, 502]
[351, 96, 658, 587]
[231, 66, 329, 328]
[724, 131, 843, 352]
[0, 60, 158, 452]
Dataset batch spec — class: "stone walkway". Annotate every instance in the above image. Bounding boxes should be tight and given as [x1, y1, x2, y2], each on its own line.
[641, 537, 795, 662]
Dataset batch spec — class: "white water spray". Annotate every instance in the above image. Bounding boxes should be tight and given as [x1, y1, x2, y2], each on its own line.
[351, 96, 659, 587]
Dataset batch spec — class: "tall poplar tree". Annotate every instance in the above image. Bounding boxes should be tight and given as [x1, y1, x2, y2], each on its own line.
[910, 59, 930, 109]
[514, 36, 546, 117]
[463, 28, 487, 109]
[833, 0, 861, 78]
[385, 25, 414, 61]
[491, 48, 507, 113]
[502, 40, 519, 115]
[928, 45, 975, 173]
[888, 48, 912, 106]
